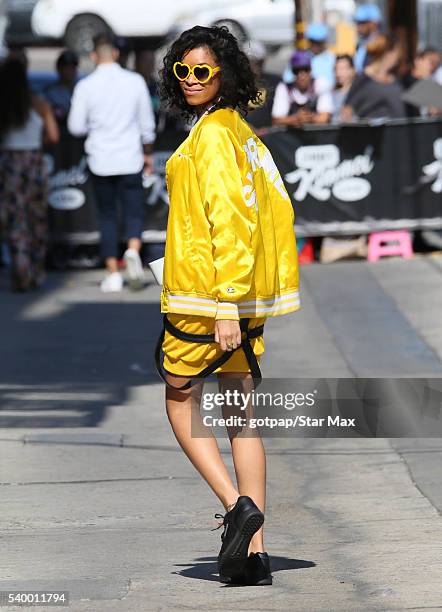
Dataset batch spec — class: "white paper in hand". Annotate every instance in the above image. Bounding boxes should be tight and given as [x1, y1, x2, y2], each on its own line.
[148, 257, 164, 285]
[402, 78, 442, 111]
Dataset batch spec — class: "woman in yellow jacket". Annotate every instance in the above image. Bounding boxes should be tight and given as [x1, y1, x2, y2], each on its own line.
[158, 26, 300, 585]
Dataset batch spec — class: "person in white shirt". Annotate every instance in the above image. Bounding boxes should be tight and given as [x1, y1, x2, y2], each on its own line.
[272, 51, 332, 128]
[68, 33, 156, 293]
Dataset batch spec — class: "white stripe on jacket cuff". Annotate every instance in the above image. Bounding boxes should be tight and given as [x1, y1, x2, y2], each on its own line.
[215, 301, 239, 320]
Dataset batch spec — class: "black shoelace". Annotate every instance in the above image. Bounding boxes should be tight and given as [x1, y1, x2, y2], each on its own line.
[211, 512, 227, 540]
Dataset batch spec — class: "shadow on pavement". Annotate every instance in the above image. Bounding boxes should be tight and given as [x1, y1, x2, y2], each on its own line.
[0, 270, 163, 430]
[173, 555, 316, 583]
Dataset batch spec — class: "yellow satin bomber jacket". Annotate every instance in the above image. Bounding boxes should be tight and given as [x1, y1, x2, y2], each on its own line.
[160, 107, 300, 321]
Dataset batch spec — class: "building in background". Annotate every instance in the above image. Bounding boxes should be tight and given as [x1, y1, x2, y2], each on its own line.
[417, 0, 442, 49]
[0, 0, 7, 56]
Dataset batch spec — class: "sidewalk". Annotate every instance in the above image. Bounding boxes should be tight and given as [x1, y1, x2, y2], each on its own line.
[1, 255, 442, 611]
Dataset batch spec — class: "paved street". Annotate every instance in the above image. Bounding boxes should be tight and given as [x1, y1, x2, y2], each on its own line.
[1, 254, 442, 611]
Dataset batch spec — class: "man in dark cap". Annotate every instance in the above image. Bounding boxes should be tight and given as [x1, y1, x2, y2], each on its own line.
[44, 49, 80, 123]
[272, 51, 332, 127]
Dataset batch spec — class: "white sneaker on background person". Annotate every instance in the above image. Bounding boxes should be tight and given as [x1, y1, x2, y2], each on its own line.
[123, 248, 145, 290]
[100, 271, 123, 293]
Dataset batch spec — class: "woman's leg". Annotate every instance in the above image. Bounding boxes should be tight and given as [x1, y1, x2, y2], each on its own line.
[28, 152, 49, 288]
[4, 155, 32, 291]
[217, 371, 266, 554]
[165, 372, 240, 512]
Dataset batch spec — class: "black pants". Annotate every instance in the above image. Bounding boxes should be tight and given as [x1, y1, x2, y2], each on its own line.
[90, 171, 144, 259]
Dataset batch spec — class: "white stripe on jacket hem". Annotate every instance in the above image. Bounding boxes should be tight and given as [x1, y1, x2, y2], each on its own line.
[166, 292, 300, 318]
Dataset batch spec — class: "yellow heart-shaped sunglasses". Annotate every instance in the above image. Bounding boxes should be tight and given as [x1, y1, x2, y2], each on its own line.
[173, 61, 221, 84]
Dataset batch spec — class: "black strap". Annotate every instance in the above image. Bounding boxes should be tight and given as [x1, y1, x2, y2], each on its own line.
[155, 314, 264, 390]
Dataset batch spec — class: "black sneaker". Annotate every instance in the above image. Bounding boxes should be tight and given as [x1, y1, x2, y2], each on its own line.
[243, 552, 273, 585]
[212, 496, 264, 583]
[218, 552, 273, 586]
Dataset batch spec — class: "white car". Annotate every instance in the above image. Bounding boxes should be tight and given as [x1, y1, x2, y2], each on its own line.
[31, 0, 243, 55]
[172, 0, 294, 50]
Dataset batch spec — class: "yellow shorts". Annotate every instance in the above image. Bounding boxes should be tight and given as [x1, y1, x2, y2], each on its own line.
[162, 314, 266, 377]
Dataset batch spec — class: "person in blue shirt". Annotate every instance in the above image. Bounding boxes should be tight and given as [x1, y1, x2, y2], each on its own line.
[305, 23, 335, 89]
[354, 4, 382, 72]
[44, 50, 79, 124]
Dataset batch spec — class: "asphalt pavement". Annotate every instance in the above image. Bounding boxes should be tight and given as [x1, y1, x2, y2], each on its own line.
[1, 254, 442, 611]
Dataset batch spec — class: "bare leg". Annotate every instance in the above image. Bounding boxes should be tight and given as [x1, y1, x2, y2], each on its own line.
[105, 241, 141, 274]
[105, 256, 119, 274]
[218, 372, 266, 554]
[165, 372, 239, 511]
[127, 237, 142, 252]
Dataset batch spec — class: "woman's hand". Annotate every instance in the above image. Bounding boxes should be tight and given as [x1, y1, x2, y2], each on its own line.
[214, 319, 242, 351]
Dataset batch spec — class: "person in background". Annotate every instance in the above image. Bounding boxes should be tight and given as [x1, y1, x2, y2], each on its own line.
[44, 50, 79, 124]
[242, 40, 279, 133]
[68, 33, 156, 293]
[354, 3, 383, 72]
[115, 36, 132, 68]
[306, 23, 335, 89]
[331, 54, 356, 122]
[0, 57, 59, 292]
[402, 48, 438, 118]
[272, 51, 332, 128]
[135, 49, 160, 119]
[426, 48, 442, 85]
[344, 34, 405, 120]
[424, 48, 441, 75]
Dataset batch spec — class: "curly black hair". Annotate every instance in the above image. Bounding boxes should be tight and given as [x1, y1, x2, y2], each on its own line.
[159, 25, 261, 121]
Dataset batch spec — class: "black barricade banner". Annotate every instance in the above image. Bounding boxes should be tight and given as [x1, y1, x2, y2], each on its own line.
[261, 118, 442, 236]
[45, 119, 442, 243]
[44, 126, 187, 245]
[45, 127, 98, 244]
